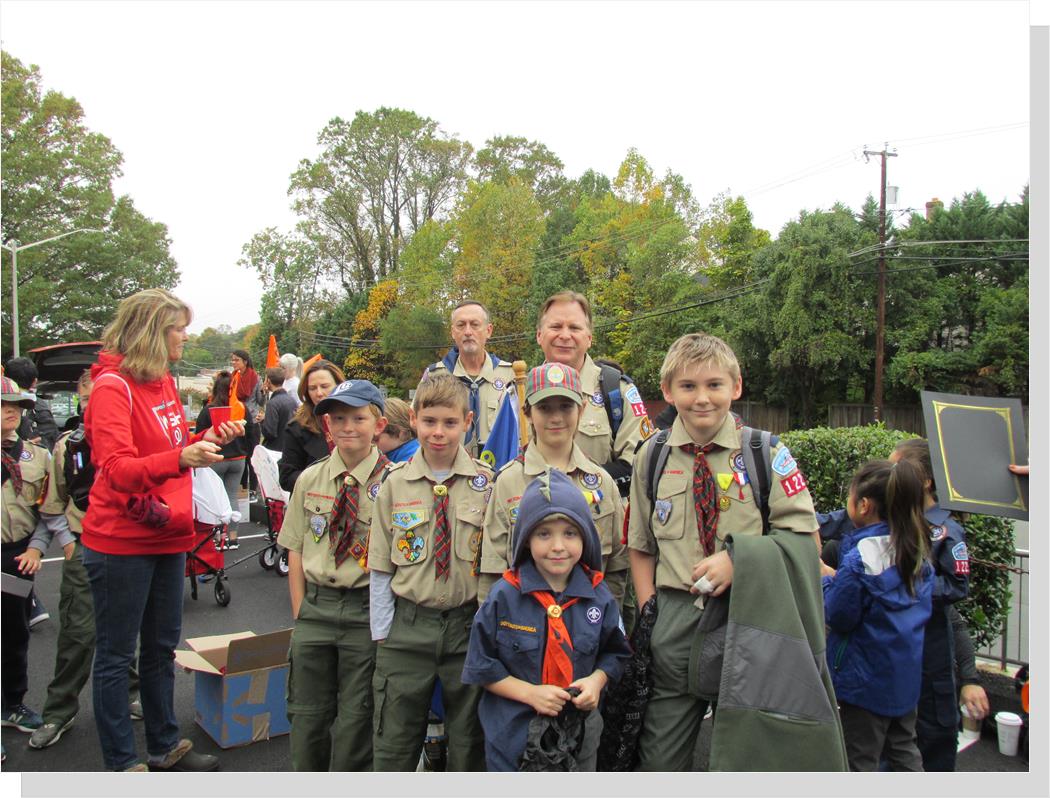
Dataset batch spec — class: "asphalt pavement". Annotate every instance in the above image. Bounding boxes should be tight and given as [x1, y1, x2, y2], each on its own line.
[1, 520, 1028, 774]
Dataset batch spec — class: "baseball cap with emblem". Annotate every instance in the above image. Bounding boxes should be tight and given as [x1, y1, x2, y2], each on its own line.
[1, 376, 36, 409]
[314, 379, 385, 416]
[525, 363, 583, 406]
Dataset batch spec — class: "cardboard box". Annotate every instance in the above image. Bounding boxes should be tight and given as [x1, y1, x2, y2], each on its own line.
[175, 628, 293, 749]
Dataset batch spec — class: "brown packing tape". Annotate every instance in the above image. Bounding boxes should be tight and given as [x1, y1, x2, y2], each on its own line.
[247, 670, 268, 704]
[252, 713, 271, 742]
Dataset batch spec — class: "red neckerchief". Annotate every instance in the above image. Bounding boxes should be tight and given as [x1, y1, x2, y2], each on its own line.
[503, 565, 604, 688]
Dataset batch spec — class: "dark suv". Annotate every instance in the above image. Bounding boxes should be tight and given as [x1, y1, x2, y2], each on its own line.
[28, 341, 102, 429]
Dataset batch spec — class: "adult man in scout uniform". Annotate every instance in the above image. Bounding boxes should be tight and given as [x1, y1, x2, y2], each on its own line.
[535, 291, 653, 497]
[417, 300, 516, 461]
[368, 374, 493, 771]
[277, 379, 391, 771]
[478, 362, 629, 607]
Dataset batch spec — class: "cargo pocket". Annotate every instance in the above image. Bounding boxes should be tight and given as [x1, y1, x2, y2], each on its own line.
[929, 678, 960, 727]
[372, 673, 390, 737]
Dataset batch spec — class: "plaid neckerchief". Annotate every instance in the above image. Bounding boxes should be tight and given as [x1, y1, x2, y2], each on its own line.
[330, 453, 389, 567]
[428, 474, 458, 581]
[1, 437, 25, 495]
[682, 442, 719, 557]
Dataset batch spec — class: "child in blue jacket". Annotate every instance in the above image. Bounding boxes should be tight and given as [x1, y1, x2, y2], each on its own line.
[823, 458, 933, 771]
[462, 468, 631, 771]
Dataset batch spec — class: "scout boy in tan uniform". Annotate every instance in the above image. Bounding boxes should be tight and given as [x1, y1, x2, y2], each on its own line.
[2, 376, 50, 734]
[478, 362, 629, 606]
[417, 300, 516, 461]
[277, 379, 391, 771]
[628, 333, 820, 771]
[368, 373, 493, 771]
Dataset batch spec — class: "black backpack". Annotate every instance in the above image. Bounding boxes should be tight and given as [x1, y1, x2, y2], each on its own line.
[63, 427, 95, 512]
[644, 425, 778, 534]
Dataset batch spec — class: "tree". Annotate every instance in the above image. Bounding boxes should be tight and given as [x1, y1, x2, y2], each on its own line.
[695, 193, 771, 289]
[475, 135, 567, 210]
[1, 52, 178, 350]
[288, 107, 472, 291]
[343, 279, 399, 385]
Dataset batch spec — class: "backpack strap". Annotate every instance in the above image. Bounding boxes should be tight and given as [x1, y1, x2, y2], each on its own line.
[644, 428, 672, 509]
[739, 425, 778, 535]
[598, 363, 625, 437]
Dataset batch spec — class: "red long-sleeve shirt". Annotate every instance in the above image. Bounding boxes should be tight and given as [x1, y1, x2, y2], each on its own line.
[81, 351, 206, 555]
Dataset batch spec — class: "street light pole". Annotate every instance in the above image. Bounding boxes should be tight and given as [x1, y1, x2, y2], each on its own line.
[1, 228, 104, 357]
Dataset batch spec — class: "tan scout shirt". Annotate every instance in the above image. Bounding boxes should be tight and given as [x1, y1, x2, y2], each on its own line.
[368, 446, 493, 608]
[628, 413, 817, 592]
[40, 431, 87, 534]
[2, 435, 50, 544]
[479, 443, 629, 601]
[417, 355, 517, 459]
[277, 447, 387, 591]
[574, 355, 653, 472]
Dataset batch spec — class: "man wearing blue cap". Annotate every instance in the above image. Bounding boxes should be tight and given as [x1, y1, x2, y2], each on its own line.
[277, 379, 391, 771]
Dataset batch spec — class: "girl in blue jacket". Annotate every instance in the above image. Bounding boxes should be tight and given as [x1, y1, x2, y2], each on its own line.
[823, 458, 933, 771]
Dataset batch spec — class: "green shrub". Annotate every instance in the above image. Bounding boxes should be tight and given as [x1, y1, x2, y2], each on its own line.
[781, 424, 1014, 650]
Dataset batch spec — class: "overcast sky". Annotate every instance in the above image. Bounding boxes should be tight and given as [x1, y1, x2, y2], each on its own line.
[0, 0, 1038, 336]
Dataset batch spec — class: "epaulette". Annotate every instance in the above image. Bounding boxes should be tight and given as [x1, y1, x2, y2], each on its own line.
[495, 458, 520, 478]
[471, 457, 496, 477]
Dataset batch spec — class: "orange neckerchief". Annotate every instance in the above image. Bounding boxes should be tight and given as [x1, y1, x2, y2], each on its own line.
[503, 566, 604, 688]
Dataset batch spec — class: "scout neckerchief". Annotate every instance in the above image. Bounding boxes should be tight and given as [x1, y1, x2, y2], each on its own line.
[321, 415, 335, 454]
[503, 566, 605, 688]
[330, 452, 390, 567]
[426, 474, 459, 580]
[682, 442, 719, 556]
[1, 436, 25, 494]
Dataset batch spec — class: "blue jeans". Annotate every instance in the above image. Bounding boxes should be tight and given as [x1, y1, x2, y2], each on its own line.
[83, 546, 185, 770]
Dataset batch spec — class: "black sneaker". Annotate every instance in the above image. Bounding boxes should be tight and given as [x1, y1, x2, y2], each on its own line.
[29, 595, 50, 628]
[227, 539, 239, 551]
[2, 703, 44, 732]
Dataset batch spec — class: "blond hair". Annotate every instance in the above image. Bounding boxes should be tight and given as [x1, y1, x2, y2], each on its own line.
[413, 373, 470, 416]
[101, 289, 191, 382]
[659, 332, 740, 386]
[536, 291, 592, 331]
[383, 397, 414, 441]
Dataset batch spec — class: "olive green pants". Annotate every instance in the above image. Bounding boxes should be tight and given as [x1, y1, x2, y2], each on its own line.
[637, 588, 710, 771]
[287, 583, 376, 771]
[372, 598, 484, 772]
[41, 540, 139, 726]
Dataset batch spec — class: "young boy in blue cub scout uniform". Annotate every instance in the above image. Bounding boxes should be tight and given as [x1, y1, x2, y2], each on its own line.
[2, 376, 51, 736]
[277, 379, 391, 771]
[479, 362, 629, 607]
[627, 333, 821, 772]
[463, 468, 631, 771]
[367, 373, 495, 771]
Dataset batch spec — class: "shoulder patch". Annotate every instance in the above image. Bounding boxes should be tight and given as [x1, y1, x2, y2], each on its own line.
[780, 471, 808, 497]
[771, 446, 797, 477]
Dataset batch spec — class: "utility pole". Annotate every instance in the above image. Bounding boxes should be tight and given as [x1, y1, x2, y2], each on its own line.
[863, 145, 897, 423]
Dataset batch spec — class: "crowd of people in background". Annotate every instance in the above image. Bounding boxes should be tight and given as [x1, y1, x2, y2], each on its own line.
[1, 286, 1024, 773]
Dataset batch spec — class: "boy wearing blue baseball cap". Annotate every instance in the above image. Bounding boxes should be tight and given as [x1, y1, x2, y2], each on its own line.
[463, 468, 631, 771]
[277, 379, 391, 771]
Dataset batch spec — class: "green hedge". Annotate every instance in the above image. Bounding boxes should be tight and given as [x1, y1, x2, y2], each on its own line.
[781, 424, 1014, 649]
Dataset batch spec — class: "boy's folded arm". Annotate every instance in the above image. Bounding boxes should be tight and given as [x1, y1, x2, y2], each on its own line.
[369, 572, 396, 641]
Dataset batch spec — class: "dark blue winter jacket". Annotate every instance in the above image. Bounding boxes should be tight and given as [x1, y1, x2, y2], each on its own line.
[823, 521, 933, 717]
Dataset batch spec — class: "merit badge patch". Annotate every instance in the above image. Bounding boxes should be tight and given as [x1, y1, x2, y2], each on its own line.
[396, 531, 426, 563]
[952, 542, 970, 575]
[547, 365, 565, 384]
[493, 378, 505, 391]
[586, 606, 602, 625]
[590, 391, 604, 406]
[470, 529, 482, 555]
[309, 514, 327, 543]
[655, 499, 673, 524]
[509, 505, 520, 525]
[640, 416, 655, 439]
[470, 473, 489, 491]
[368, 482, 381, 501]
[930, 525, 947, 542]
[582, 471, 601, 489]
[780, 472, 808, 498]
[771, 447, 798, 477]
[392, 510, 426, 531]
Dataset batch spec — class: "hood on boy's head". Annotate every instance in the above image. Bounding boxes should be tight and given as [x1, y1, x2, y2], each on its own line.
[510, 468, 602, 571]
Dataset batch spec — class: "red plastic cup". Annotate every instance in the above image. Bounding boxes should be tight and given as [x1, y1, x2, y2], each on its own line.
[210, 405, 231, 433]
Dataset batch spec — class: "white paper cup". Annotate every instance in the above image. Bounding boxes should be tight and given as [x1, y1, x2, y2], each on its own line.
[995, 711, 1023, 756]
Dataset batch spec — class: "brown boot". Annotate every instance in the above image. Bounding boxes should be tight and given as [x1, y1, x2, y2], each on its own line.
[148, 739, 219, 772]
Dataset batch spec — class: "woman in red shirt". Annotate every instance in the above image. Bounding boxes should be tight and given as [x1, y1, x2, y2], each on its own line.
[82, 288, 240, 772]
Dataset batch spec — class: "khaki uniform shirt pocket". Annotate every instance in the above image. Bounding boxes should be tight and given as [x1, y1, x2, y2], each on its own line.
[390, 508, 430, 567]
[454, 505, 485, 563]
[653, 475, 690, 541]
